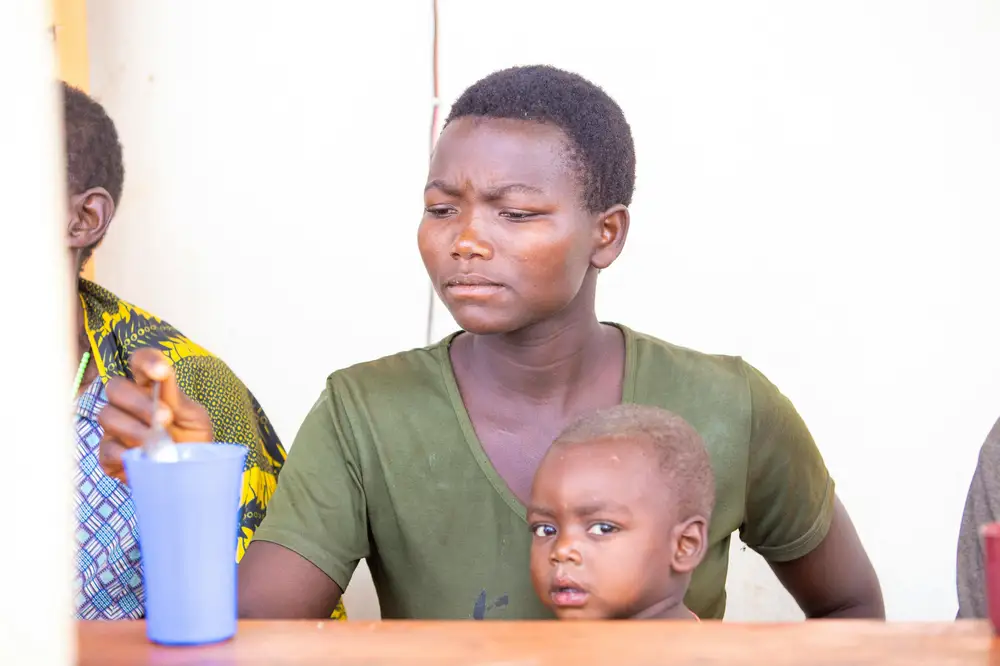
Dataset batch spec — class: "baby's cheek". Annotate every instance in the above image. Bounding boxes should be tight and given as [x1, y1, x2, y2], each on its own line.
[613, 549, 652, 601]
[594, 551, 643, 591]
[528, 547, 550, 583]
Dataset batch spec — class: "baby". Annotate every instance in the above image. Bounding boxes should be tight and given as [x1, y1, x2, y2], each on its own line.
[528, 404, 715, 620]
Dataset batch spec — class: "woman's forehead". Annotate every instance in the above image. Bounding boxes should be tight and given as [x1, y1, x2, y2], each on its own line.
[428, 117, 578, 192]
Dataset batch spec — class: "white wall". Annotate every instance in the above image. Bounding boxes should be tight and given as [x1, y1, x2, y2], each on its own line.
[1, 1, 75, 662]
[89, 0, 1000, 621]
[431, 0, 1000, 621]
[86, 0, 436, 620]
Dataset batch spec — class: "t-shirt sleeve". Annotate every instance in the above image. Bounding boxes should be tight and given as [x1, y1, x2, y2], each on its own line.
[957, 418, 1000, 619]
[738, 361, 836, 563]
[250, 384, 369, 592]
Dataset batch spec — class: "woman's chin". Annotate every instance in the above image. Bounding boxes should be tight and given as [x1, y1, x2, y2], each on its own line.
[448, 306, 522, 337]
[453, 318, 515, 336]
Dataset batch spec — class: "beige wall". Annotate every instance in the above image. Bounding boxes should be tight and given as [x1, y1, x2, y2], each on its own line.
[87, 0, 1000, 620]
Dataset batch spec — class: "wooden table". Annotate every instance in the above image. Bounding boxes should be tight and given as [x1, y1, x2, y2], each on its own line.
[79, 620, 1000, 665]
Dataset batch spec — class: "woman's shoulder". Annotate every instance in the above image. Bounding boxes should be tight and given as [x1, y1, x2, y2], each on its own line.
[622, 324, 749, 381]
[80, 279, 221, 377]
[326, 333, 456, 397]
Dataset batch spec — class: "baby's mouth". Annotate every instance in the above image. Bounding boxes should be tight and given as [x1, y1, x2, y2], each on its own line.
[550, 585, 589, 608]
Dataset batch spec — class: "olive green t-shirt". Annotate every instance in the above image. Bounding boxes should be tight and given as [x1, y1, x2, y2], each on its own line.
[253, 325, 835, 620]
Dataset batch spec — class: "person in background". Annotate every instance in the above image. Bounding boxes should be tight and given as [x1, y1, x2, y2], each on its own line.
[104, 66, 883, 620]
[956, 418, 1000, 617]
[62, 82, 347, 621]
[528, 405, 713, 620]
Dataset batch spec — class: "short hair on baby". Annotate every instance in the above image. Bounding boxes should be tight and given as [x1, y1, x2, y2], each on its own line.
[554, 404, 715, 520]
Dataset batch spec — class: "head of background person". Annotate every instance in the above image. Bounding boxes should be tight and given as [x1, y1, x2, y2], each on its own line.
[419, 65, 636, 336]
[528, 404, 715, 620]
[61, 81, 124, 278]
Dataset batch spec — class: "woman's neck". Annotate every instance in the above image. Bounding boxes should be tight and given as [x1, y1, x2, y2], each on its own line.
[457, 299, 619, 406]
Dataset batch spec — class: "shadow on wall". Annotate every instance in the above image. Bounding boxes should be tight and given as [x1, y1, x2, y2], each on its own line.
[723, 537, 803, 622]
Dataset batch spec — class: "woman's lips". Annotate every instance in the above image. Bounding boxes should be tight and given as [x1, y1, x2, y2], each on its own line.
[443, 274, 506, 298]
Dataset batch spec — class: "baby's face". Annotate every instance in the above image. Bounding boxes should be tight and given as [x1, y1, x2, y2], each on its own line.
[528, 437, 680, 619]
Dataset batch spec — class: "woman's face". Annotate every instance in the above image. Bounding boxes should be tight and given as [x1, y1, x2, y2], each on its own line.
[418, 117, 611, 336]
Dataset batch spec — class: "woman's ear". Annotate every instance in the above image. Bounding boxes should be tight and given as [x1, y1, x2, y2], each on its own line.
[67, 187, 115, 251]
[590, 204, 629, 270]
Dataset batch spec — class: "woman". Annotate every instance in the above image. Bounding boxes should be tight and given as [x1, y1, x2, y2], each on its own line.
[106, 66, 882, 620]
[63, 82, 347, 621]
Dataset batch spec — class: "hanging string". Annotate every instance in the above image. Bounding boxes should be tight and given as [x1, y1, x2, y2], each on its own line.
[425, 0, 441, 345]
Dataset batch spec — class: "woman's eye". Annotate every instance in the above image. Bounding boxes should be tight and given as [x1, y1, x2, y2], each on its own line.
[499, 211, 534, 221]
[587, 523, 618, 536]
[532, 524, 556, 538]
[425, 205, 456, 217]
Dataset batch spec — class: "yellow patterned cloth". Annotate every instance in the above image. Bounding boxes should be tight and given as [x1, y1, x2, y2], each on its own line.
[80, 279, 347, 621]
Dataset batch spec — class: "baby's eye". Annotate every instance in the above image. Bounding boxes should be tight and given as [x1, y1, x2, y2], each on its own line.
[587, 523, 619, 536]
[532, 524, 556, 538]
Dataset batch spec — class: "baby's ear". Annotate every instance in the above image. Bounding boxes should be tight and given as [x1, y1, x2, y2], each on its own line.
[671, 516, 709, 574]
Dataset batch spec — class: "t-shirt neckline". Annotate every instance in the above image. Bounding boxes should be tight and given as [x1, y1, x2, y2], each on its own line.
[433, 322, 638, 522]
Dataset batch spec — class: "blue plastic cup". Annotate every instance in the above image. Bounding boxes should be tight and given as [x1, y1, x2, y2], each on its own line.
[122, 443, 247, 646]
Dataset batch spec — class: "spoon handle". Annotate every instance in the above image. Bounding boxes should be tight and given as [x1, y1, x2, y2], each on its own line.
[143, 381, 173, 458]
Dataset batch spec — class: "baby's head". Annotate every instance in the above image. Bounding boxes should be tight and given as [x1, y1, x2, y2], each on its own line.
[528, 405, 715, 620]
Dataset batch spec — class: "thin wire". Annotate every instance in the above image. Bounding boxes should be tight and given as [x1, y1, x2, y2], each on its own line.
[425, 0, 441, 345]
[429, 0, 440, 155]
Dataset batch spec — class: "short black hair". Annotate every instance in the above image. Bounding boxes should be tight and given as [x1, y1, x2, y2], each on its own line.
[62, 82, 125, 205]
[554, 404, 716, 521]
[444, 65, 635, 212]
